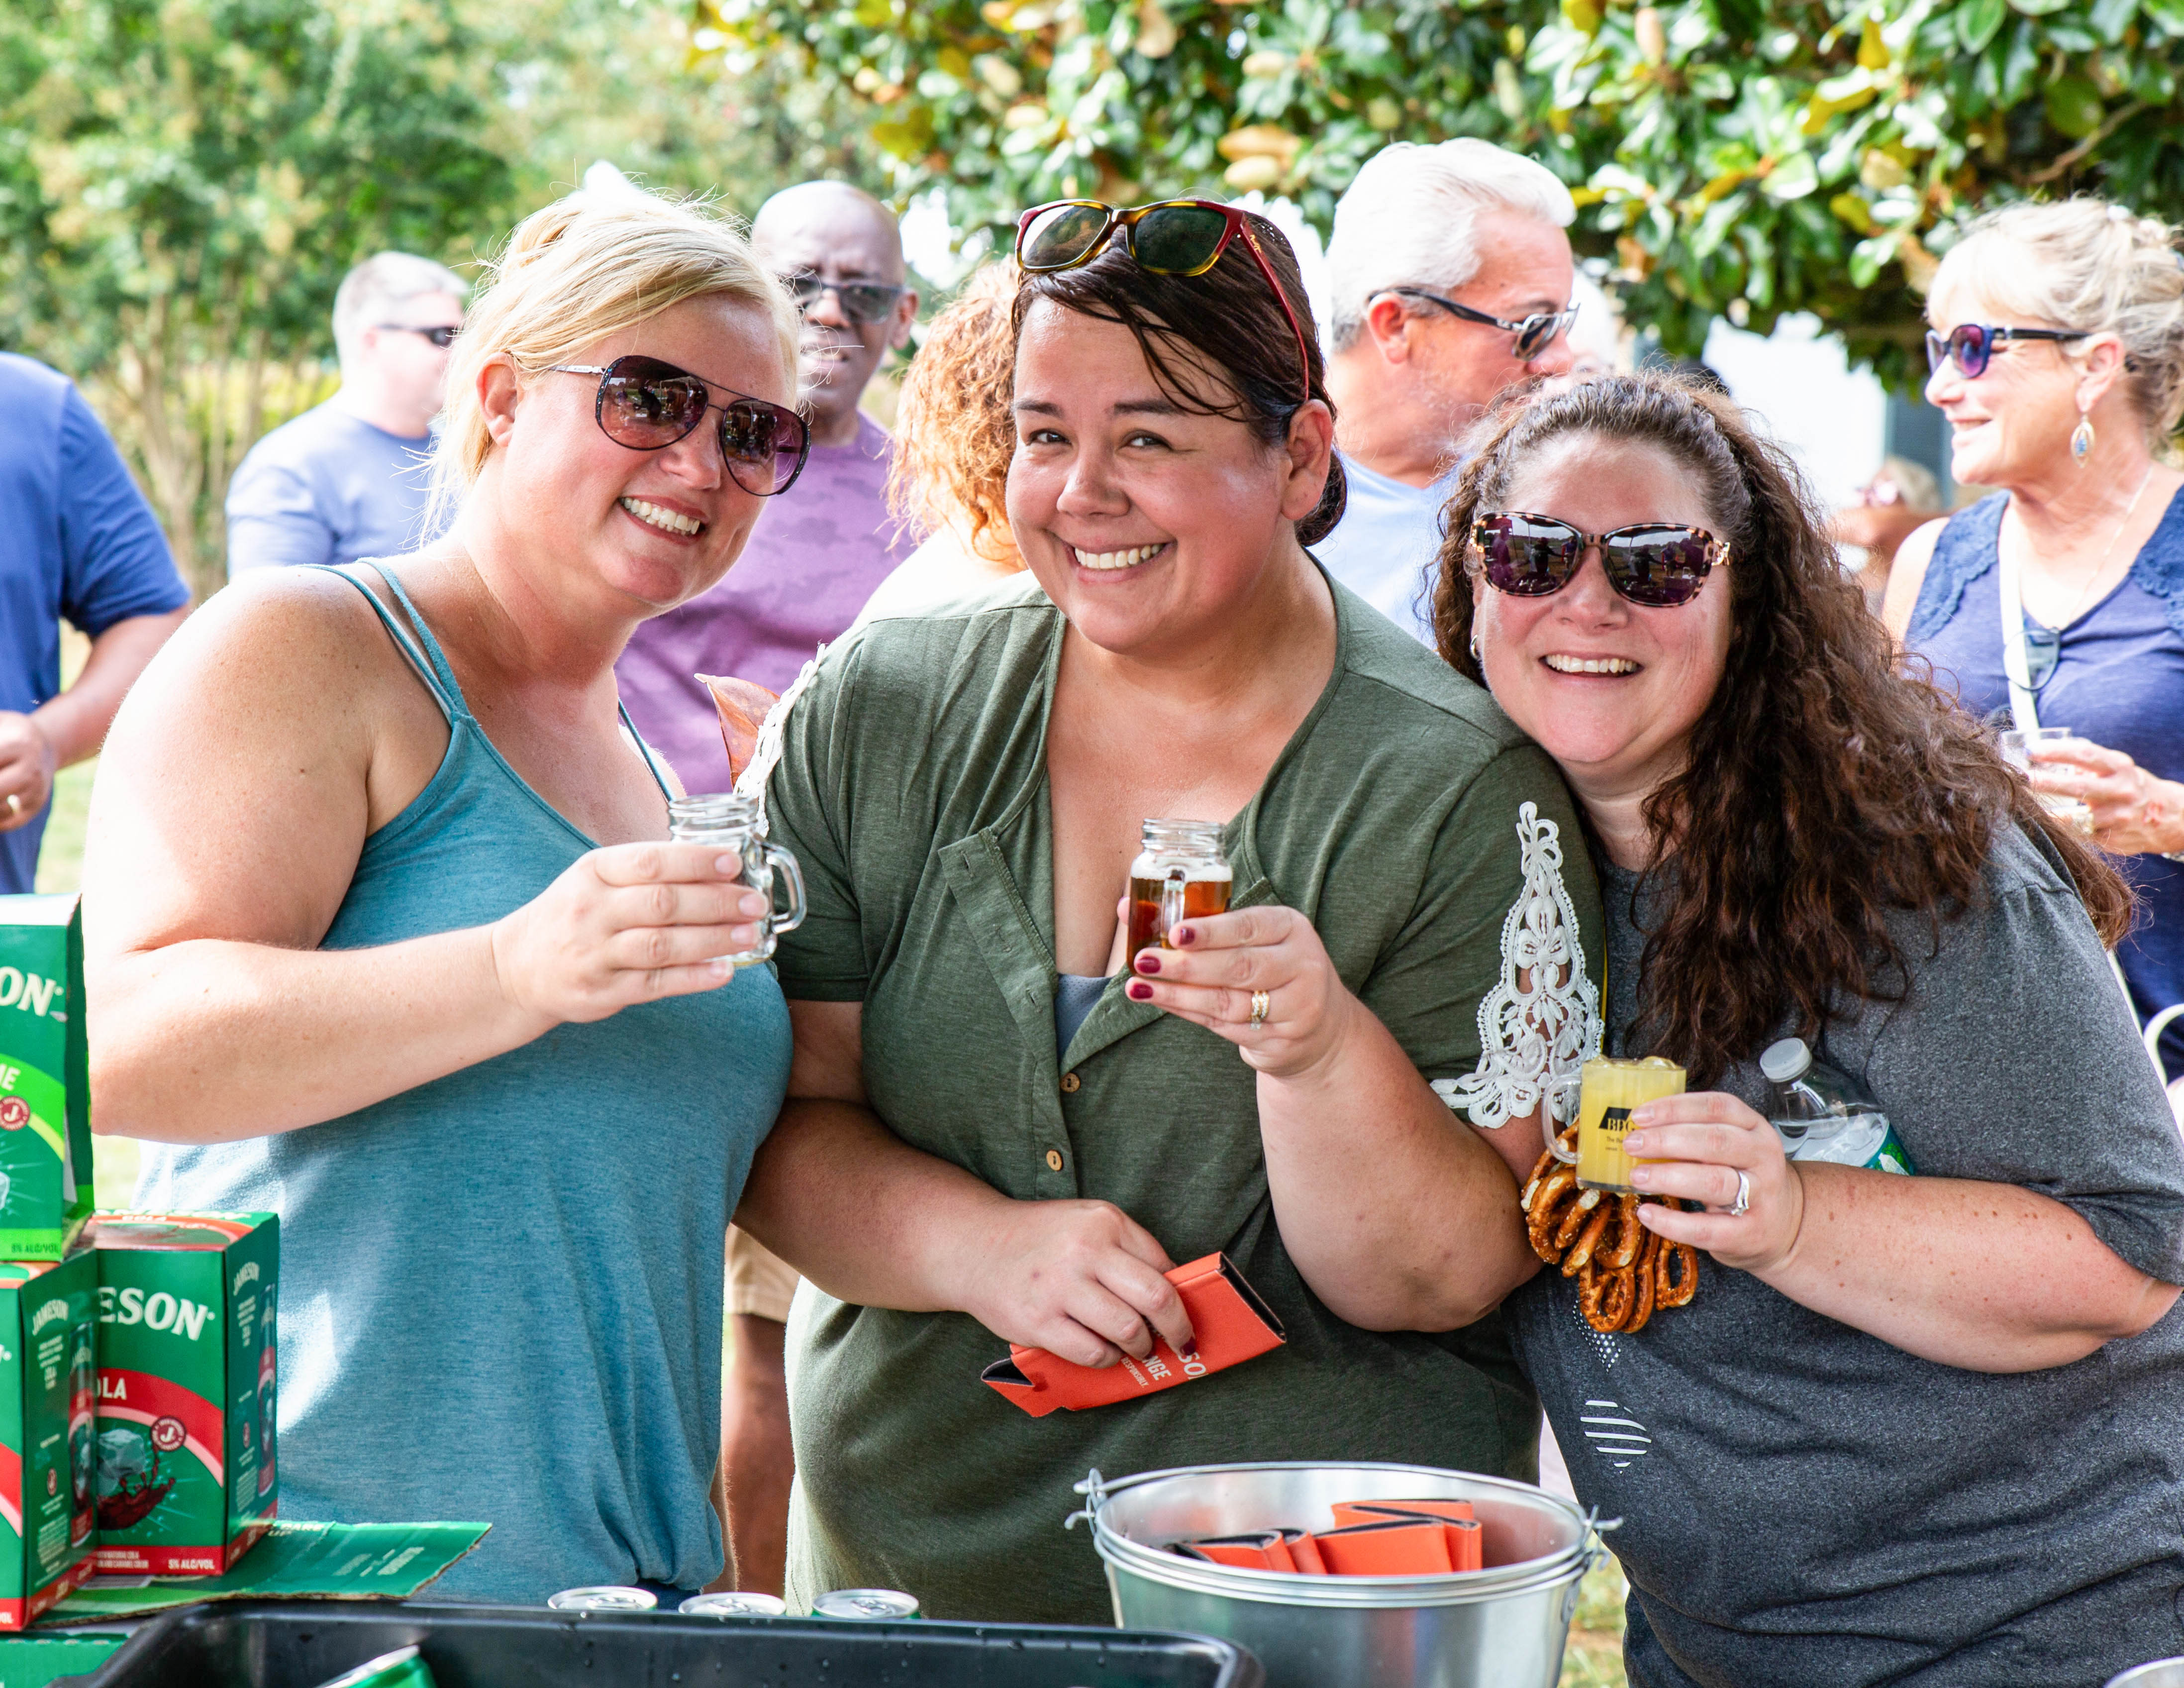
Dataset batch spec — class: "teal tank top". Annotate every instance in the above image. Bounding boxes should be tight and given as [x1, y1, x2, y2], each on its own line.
[135, 564, 791, 1600]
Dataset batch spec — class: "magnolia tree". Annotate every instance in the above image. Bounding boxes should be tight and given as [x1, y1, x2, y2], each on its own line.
[698, 0, 2184, 388]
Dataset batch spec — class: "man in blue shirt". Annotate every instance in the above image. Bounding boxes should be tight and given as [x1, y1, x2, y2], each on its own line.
[225, 251, 467, 575]
[0, 354, 191, 892]
[1317, 140, 1580, 644]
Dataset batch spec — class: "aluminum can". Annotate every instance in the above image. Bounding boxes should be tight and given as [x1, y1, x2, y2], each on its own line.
[547, 1585, 658, 1612]
[813, 1587, 920, 1619]
[311, 1646, 437, 1688]
[679, 1591, 788, 1617]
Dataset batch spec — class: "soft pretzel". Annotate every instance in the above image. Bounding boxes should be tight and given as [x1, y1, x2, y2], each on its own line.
[1597, 1193, 1642, 1270]
[1552, 1187, 1601, 1252]
[1561, 1201, 1613, 1275]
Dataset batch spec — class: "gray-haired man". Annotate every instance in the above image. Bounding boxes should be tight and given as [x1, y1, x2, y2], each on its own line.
[225, 251, 468, 575]
[1318, 139, 1579, 642]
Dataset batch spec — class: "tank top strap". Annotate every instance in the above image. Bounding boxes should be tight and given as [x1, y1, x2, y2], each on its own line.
[310, 562, 466, 722]
[619, 702, 675, 804]
[363, 563, 474, 719]
[1905, 492, 2007, 648]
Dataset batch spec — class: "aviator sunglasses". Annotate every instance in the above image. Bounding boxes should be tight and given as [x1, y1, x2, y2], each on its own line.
[1014, 199, 1313, 400]
[549, 355, 810, 497]
[1474, 511, 1732, 608]
[782, 272, 907, 326]
[1375, 287, 1578, 363]
[1924, 322, 2089, 380]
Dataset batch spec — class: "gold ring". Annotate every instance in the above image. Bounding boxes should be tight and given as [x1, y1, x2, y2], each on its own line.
[1249, 989, 1270, 1030]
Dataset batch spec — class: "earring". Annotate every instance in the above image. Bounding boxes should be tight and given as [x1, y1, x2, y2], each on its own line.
[2072, 410, 2095, 465]
[1469, 630, 1484, 664]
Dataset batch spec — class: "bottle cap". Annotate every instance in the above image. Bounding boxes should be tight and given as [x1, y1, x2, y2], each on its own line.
[1759, 1038, 1812, 1083]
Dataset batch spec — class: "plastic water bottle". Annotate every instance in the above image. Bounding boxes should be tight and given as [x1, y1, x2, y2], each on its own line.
[1759, 1038, 1914, 1174]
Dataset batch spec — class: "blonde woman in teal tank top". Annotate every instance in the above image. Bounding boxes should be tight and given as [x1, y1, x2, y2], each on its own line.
[80, 190, 806, 1600]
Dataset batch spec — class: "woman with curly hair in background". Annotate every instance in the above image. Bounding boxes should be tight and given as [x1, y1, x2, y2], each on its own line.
[860, 262, 1026, 618]
[1433, 371, 2184, 1686]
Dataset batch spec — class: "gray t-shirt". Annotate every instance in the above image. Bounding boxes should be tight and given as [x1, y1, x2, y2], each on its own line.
[1511, 822, 2184, 1688]
[225, 401, 437, 573]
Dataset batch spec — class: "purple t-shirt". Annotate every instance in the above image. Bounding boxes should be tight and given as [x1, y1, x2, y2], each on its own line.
[616, 415, 912, 795]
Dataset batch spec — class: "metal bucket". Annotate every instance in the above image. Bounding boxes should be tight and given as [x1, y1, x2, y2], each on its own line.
[2108, 1662, 2184, 1688]
[1071, 1463, 1609, 1688]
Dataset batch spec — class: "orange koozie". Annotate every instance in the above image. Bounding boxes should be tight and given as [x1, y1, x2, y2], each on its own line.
[1329, 1499, 1476, 1527]
[980, 1254, 1285, 1417]
[1285, 1528, 1327, 1575]
[1176, 1531, 1297, 1572]
[1314, 1517, 1456, 1576]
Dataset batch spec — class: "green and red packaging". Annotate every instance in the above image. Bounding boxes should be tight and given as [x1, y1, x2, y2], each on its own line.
[90, 1212, 278, 1575]
[0, 1254, 99, 1627]
[0, 895, 94, 1260]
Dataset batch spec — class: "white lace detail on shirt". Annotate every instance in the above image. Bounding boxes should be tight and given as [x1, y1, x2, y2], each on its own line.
[732, 642, 829, 828]
[1432, 801, 1601, 1130]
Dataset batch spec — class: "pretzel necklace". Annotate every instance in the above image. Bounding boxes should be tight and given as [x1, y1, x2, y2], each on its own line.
[1520, 1138, 1700, 1334]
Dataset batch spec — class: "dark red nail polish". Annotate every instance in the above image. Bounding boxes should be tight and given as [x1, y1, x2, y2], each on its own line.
[1128, 980, 1154, 1000]
[1136, 953, 1160, 973]
[1173, 926, 1195, 946]
[1180, 1341, 1200, 1363]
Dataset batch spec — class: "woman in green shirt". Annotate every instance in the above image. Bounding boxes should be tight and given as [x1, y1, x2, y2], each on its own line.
[735, 203, 1601, 1620]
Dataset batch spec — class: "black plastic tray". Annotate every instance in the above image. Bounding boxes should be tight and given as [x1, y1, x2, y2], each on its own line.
[78, 1597, 1263, 1688]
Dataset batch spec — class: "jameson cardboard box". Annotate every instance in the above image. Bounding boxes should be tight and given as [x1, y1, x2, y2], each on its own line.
[0, 896, 93, 1260]
[0, 1254, 98, 1627]
[90, 1212, 278, 1575]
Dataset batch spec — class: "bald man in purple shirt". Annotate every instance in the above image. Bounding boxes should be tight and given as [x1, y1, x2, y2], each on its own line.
[614, 182, 919, 796]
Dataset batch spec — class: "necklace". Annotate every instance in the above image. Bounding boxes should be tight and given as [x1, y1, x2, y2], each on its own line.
[2014, 463, 2157, 633]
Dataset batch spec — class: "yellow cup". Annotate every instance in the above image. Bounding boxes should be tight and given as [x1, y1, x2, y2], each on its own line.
[1566, 1056, 1686, 1193]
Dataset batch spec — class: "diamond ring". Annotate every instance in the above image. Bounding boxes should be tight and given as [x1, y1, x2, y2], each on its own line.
[1727, 1169, 1751, 1217]
[1249, 989, 1270, 1030]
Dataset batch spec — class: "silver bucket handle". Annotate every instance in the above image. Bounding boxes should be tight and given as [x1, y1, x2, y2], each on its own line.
[1064, 1467, 1108, 1531]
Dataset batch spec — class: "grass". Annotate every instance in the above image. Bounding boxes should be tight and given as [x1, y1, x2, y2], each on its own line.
[1561, 1557, 1631, 1687]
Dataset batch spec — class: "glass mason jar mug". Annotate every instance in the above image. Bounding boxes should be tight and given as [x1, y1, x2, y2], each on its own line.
[667, 793, 807, 967]
[1125, 819, 1232, 965]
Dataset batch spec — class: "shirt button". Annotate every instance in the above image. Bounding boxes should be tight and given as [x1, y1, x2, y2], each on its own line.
[1046, 1149, 1065, 1172]
[1060, 1072, 1081, 1093]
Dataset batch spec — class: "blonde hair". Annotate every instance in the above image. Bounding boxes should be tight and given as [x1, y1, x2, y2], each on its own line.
[431, 188, 800, 526]
[885, 261, 1021, 565]
[1934, 197, 2184, 444]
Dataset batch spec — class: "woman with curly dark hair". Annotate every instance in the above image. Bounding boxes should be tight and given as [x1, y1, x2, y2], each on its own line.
[1434, 372, 2184, 1686]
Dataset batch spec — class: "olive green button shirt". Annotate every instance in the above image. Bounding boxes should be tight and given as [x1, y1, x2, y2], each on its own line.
[763, 571, 1602, 1623]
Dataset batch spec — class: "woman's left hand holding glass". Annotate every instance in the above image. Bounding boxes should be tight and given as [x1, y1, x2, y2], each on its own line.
[1125, 907, 1361, 1079]
[2028, 738, 2184, 856]
[1623, 1094, 1806, 1274]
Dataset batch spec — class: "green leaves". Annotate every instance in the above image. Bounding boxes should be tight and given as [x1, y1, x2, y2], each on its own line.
[687, 0, 2184, 396]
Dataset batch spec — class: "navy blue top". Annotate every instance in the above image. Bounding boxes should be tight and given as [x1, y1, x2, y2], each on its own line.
[1908, 488, 2184, 1076]
[0, 354, 190, 891]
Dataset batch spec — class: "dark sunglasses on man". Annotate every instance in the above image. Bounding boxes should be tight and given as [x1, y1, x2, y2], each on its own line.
[1924, 322, 2089, 380]
[548, 354, 810, 497]
[781, 273, 907, 327]
[1013, 198, 1313, 400]
[380, 323, 461, 349]
[1373, 287, 1578, 363]
[1473, 510, 1731, 608]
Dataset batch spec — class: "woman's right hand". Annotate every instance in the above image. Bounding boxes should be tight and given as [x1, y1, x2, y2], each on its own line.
[952, 1197, 1197, 1368]
[489, 842, 771, 1026]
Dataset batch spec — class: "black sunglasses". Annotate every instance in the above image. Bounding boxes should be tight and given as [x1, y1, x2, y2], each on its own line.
[548, 355, 809, 497]
[1014, 198, 1313, 401]
[782, 273, 906, 326]
[381, 323, 460, 349]
[1378, 287, 1577, 363]
[1924, 323, 2089, 380]
[1473, 510, 1731, 608]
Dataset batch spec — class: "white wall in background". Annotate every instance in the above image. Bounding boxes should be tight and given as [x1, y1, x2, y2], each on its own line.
[1703, 313, 1887, 512]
